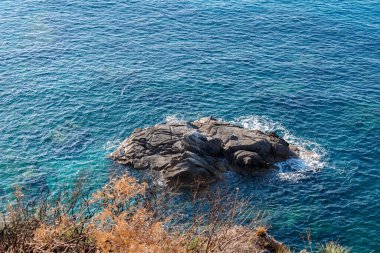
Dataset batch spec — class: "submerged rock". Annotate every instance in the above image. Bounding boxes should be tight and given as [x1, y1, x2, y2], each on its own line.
[109, 117, 298, 186]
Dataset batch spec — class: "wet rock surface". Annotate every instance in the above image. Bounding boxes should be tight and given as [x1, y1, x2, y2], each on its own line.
[109, 117, 298, 185]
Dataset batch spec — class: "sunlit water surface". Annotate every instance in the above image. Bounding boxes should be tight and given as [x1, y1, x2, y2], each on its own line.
[0, 0, 379, 251]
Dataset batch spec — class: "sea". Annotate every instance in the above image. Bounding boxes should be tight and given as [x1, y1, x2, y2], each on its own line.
[0, 0, 379, 252]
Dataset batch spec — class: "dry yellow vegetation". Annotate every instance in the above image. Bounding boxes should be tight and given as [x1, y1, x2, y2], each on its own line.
[0, 175, 348, 253]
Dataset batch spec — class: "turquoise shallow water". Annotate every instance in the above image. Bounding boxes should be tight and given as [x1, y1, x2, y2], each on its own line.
[1, 0, 379, 251]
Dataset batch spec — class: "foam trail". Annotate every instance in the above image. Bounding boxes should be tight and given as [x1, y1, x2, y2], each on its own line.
[231, 116, 326, 181]
[162, 115, 326, 181]
[104, 139, 122, 151]
[165, 114, 186, 124]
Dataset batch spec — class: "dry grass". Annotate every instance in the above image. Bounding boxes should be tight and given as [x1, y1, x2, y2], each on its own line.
[88, 176, 178, 252]
[0, 179, 95, 252]
[0, 175, 348, 253]
[255, 225, 268, 237]
[316, 242, 351, 253]
[301, 230, 351, 253]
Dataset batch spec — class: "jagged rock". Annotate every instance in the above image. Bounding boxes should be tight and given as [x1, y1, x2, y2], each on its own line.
[109, 117, 298, 186]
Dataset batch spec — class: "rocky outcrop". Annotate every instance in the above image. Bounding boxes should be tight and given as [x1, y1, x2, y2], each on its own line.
[109, 117, 298, 186]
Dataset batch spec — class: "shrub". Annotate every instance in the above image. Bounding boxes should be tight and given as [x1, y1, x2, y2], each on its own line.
[317, 242, 351, 253]
[0, 175, 350, 253]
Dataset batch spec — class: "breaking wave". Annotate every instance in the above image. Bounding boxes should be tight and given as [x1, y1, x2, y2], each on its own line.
[231, 116, 327, 181]
[165, 114, 187, 125]
[163, 115, 327, 181]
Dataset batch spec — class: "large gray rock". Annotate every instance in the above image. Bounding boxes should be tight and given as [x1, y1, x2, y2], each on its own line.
[109, 117, 298, 186]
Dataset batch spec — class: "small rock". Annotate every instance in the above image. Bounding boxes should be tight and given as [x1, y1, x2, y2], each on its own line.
[109, 117, 298, 186]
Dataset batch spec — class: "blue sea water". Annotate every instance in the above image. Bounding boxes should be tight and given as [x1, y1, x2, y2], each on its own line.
[0, 0, 379, 251]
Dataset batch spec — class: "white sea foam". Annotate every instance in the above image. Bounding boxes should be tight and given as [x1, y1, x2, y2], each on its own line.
[231, 115, 326, 181]
[161, 115, 326, 181]
[165, 114, 187, 124]
[103, 139, 122, 151]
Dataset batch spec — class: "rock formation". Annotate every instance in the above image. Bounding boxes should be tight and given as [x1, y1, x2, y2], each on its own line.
[109, 117, 298, 185]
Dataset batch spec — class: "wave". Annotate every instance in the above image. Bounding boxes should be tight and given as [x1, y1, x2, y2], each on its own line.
[231, 115, 327, 181]
[130, 114, 327, 182]
[104, 139, 122, 151]
[165, 114, 187, 125]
